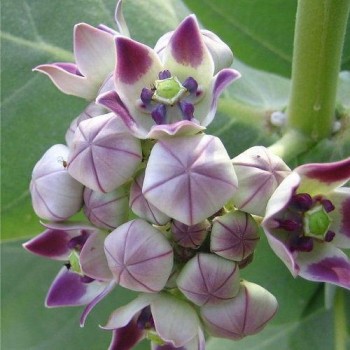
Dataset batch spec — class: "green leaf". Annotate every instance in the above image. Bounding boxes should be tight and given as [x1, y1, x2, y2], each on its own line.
[1, 239, 149, 350]
[1, 0, 190, 241]
[184, 0, 350, 77]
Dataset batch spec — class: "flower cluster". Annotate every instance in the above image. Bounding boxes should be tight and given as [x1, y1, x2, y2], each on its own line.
[23, 1, 350, 349]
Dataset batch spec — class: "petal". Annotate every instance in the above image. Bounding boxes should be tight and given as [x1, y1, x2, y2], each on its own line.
[74, 23, 116, 83]
[231, 146, 291, 216]
[176, 253, 240, 306]
[108, 317, 145, 350]
[197, 68, 241, 127]
[104, 219, 174, 292]
[162, 15, 214, 85]
[114, 0, 130, 37]
[151, 294, 200, 347]
[80, 231, 113, 281]
[201, 281, 278, 340]
[97, 90, 152, 139]
[23, 223, 94, 260]
[80, 280, 116, 327]
[45, 267, 108, 307]
[30, 144, 84, 221]
[83, 186, 129, 229]
[33, 63, 96, 99]
[143, 134, 238, 226]
[67, 114, 142, 192]
[129, 170, 170, 226]
[103, 293, 157, 329]
[297, 243, 350, 289]
[296, 158, 350, 196]
[327, 188, 350, 248]
[147, 120, 205, 139]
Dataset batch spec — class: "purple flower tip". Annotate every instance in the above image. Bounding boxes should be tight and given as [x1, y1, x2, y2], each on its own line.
[325, 230, 336, 242]
[290, 193, 313, 212]
[290, 236, 314, 252]
[151, 104, 167, 125]
[182, 77, 198, 93]
[321, 199, 335, 213]
[159, 70, 172, 79]
[276, 219, 301, 232]
[141, 88, 154, 105]
[179, 101, 194, 121]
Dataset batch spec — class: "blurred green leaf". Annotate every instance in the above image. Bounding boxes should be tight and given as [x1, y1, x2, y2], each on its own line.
[184, 0, 350, 77]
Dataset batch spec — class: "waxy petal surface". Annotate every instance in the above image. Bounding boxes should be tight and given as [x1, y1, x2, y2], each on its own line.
[143, 134, 238, 225]
[68, 114, 142, 192]
[104, 219, 173, 292]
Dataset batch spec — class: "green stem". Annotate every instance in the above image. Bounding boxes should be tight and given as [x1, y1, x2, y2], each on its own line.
[334, 289, 347, 350]
[287, 0, 350, 141]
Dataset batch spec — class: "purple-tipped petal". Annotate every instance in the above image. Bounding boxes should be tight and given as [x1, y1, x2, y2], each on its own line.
[201, 281, 278, 340]
[143, 134, 238, 226]
[211, 211, 260, 261]
[30, 144, 84, 221]
[104, 219, 173, 292]
[163, 16, 213, 86]
[199, 68, 241, 127]
[129, 171, 170, 226]
[297, 243, 350, 289]
[45, 267, 108, 307]
[296, 158, 350, 196]
[23, 223, 95, 260]
[171, 220, 209, 249]
[83, 187, 129, 229]
[103, 293, 157, 330]
[177, 253, 240, 306]
[74, 23, 115, 83]
[327, 188, 350, 248]
[80, 232, 113, 281]
[97, 91, 152, 138]
[151, 294, 200, 347]
[67, 113, 142, 192]
[33, 64, 95, 99]
[231, 146, 291, 216]
[80, 280, 115, 327]
[108, 317, 145, 350]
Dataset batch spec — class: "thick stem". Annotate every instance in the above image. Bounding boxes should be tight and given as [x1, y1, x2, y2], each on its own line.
[287, 0, 350, 141]
[334, 289, 347, 350]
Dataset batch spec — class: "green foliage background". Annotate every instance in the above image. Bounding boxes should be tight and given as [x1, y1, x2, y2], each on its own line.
[1, 0, 349, 349]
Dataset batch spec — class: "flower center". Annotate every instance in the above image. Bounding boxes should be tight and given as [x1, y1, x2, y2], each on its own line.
[152, 76, 187, 105]
[276, 193, 335, 252]
[139, 70, 200, 125]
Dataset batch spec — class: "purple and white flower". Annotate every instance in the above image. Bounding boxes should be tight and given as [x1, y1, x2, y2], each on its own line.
[97, 15, 240, 139]
[262, 158, 350, 289]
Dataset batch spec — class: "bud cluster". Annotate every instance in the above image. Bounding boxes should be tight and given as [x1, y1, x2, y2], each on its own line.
[23, 1, 350, 349]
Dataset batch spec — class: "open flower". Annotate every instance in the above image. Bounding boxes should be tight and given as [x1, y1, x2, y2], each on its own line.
[262, 158, 350, 289]
[33, 1, 129, 100]
[97, 15, 240, 139]
[23, 222, 115, 326]
[104, 293, 204, 350]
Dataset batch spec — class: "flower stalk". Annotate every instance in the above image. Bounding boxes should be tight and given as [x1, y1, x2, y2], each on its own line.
[287, 0, 350, 141]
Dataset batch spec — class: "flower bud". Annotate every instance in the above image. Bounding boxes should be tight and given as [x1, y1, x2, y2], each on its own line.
[67, 113, 142, 193]
[65, 103, 107, 147]
[129, 170, 170, 225]
[104, 219, 173, 292]
[232, 146, 291, 216]
[201, 281, 278, 339]
[171, 219, 210, 249]
[143, 134, 238, 226]
[30, 144, 83, 221]
[211, 210, 259, 261]
[177, 253, 240, 306]
[83, 186, 128, 229]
